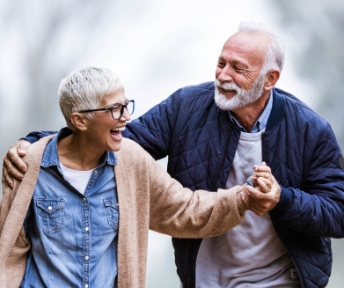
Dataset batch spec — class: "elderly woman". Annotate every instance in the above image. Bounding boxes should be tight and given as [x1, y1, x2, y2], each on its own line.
[0, 67, 271, 288]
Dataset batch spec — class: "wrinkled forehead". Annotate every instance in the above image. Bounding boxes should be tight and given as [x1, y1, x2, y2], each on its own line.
[221, 31, 269, 65]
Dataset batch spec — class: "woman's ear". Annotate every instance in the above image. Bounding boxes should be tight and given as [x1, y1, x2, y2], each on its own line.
[70, 113, 88, 131]
[264, 70, 280, 90]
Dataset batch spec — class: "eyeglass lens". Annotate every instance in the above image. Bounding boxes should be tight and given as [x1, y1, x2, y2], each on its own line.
[111, 101, 134, 119]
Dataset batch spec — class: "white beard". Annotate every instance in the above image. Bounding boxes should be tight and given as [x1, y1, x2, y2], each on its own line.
[214, 73, 266, 111]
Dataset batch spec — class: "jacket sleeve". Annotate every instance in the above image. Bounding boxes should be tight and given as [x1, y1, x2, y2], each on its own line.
[145, 152, 247, 238]
[21, 131, 57, 144]
[123, 89, 182, 160]
[271, 123, 344, 237]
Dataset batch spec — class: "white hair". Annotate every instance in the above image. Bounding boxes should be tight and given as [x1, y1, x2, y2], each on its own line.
[58, 67, 122, 129]
[238, 21, 285, 73]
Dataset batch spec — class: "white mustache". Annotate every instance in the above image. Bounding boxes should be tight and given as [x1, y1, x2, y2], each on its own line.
[215, 80, 240, 92]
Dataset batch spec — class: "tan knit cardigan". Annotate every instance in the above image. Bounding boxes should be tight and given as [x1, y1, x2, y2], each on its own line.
[0, 136, 246, 288]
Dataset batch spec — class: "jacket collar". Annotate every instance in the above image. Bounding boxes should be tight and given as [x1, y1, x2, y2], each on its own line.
[265, 88, 286, 132]
[217, 87, 286, 133]
[228, 91, 273, 132]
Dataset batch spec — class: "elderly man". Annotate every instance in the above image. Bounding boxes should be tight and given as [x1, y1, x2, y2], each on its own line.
[4, 22, 344, 288]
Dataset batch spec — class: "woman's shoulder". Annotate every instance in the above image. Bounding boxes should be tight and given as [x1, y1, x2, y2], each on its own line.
[25, 135, 54, 160]
[116, 138, 156, 167]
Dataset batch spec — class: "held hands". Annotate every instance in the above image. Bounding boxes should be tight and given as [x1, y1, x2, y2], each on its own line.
[240, 162, 281, 216]
[2, 140, 30, 188]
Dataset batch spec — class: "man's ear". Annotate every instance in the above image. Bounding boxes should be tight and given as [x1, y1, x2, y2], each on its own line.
[70, 113, 88, 131]
[264, 70, 280, 90]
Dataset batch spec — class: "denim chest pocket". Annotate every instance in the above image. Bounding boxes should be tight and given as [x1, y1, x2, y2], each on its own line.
[103, 196, 119, 231]
[36, 199, 65, 235]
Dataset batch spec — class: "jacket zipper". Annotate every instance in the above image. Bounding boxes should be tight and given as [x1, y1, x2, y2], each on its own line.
[187, 127, 232, 288]
[261, 131, 266, 163]
[211, 127, 232, 192]
[262, 131, 305, 288]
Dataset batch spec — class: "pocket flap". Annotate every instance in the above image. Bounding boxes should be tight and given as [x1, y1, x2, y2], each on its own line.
[36, 199, 65, 214]
[103, 196, 119, 209]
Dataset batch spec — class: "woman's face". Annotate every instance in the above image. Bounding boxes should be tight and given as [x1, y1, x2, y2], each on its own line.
[85, 87, 130, 152]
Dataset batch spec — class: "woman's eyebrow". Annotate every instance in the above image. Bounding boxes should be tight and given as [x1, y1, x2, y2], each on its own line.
[106, 99, 129, 107]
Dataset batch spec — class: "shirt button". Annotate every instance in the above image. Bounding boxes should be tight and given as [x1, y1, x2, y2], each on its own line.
[85, 255, 89, 260]
[85, 285, 89, 288]
[85, 227, 89, 231]
[94, 170, 98, 174]
[48, 206, 52, 210]
[83, 198, 87, 201]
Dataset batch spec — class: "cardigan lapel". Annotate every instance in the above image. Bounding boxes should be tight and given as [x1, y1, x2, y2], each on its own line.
[0, 136, 53, 266]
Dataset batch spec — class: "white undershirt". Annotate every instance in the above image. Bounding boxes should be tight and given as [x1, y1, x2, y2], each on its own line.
[60, 163, 95, 195]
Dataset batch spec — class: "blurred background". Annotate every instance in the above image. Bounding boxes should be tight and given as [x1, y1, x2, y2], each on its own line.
[1, 0, 344, 287]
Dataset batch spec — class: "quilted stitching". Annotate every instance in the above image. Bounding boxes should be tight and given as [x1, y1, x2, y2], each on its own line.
[127, 82, 344, 288]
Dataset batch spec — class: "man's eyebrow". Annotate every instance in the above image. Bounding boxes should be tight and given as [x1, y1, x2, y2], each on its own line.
[217, 56, 249, 67]
[232, 59, 250, 68]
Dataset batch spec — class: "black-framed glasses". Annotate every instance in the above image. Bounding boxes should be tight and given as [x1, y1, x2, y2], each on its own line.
[78, 100, 135, 120]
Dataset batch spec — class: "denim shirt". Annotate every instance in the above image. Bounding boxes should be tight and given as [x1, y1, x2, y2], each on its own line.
[228, 92, 273, 132]
[21, 128, 119, 288]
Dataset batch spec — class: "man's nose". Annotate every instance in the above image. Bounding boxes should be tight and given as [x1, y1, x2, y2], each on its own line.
[217, 66, 234, 83]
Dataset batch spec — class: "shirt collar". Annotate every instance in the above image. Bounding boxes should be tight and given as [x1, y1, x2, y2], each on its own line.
[41, 127, 117, 168]
[228, 91, 273, 132]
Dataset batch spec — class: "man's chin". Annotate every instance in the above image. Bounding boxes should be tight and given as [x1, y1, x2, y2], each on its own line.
[214, 92, 239, 111]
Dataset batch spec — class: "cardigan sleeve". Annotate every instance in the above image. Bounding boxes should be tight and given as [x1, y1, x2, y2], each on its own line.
[114, 138, 247, 239]
[0, 179, 31, 288]
[147, 159, 247, 238]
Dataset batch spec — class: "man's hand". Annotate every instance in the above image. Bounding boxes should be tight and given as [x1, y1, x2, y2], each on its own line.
[249, 162, 272, 189]
[2, 140, 30, 187]
[241, 162, 281, 216]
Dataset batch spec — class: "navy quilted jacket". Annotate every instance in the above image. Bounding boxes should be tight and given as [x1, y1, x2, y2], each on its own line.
[124, 81, 344, 288]
[26, 81, 344, 288]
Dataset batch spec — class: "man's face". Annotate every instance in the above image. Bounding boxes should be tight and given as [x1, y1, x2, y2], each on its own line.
[214, 32, 268, 111]
[214, 71, 266, 111]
